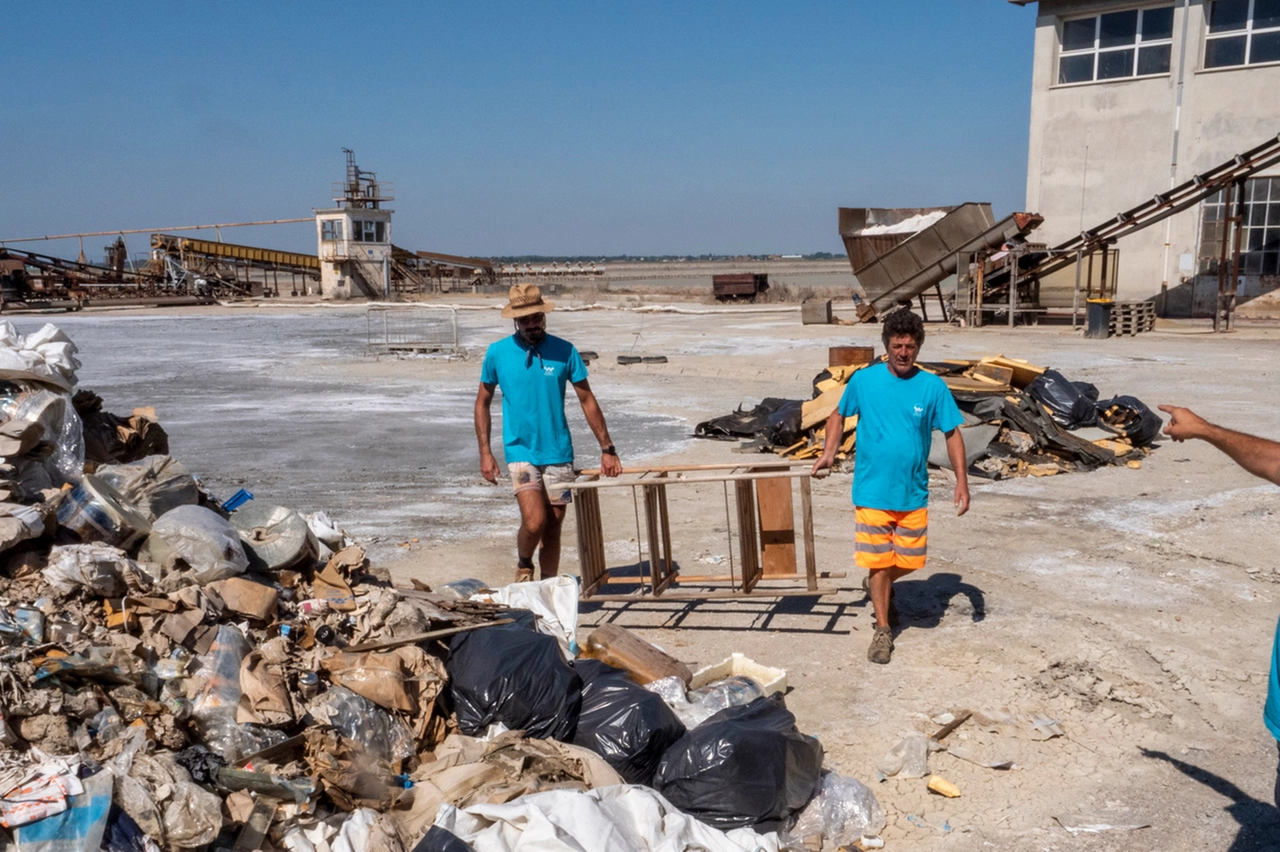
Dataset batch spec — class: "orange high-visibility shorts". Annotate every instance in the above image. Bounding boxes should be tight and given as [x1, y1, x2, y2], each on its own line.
[855, 507, 928, 570]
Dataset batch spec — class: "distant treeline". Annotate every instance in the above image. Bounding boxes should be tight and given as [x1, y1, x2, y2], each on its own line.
[492, 252, 842, 262]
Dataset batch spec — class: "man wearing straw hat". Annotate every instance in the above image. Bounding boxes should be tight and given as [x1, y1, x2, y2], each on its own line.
[475, 283, 622, 582]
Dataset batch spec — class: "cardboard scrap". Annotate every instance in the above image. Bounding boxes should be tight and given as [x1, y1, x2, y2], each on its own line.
[208, 577, 279, 621]
[312, 547, 364, 612]
[237, 650, 295, 726]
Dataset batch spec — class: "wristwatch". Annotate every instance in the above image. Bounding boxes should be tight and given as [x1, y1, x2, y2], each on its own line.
[601, 445, 618, 456]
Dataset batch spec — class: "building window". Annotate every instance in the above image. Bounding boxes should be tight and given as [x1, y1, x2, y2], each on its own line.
[1058, 5, 1175, 84]
[1205, 0, 1280, 67]
[320, 219, 343, 241]
[1198, 178, 1280, 276]
[351, 220, 386, 243]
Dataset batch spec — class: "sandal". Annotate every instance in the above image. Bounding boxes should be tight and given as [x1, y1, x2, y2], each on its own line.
[514, 566, 534, 583]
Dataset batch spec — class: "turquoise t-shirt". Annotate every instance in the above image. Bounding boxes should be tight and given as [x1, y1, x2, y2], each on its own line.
[480, 333, 588, 466]
[1266, 613, 1280, 740]
[837, 361, 964, 512]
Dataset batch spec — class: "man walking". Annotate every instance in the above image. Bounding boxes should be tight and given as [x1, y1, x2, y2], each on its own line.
[812, 310, 970, 664]
[475, 283, 622, 582]
[1159, 404, 1280, 808]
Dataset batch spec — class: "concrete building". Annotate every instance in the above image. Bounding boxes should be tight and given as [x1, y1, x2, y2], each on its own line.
[314, 150, 394, 300]
[1012, 0, 1280, 314]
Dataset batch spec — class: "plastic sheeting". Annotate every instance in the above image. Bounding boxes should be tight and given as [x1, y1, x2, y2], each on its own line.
[140, 505, 249, 585]
[96, 456, 199, 522]
[0, 322, 80, 392]
[0, 381, 84, 485]
[433, 785, 780, 852]
[480, 576, 579, 659]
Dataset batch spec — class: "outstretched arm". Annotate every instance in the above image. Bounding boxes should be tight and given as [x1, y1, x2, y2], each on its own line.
[474, 382, 500, 483]
[573, 379, 621, 477]
[944, 427, 970, 516]
[1159, 405, 1280, 486]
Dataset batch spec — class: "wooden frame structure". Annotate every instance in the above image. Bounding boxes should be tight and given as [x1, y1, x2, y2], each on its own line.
[569, 462, 839, 601]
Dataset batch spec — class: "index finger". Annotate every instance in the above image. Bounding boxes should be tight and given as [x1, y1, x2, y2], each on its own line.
[1156, 405, 1177, 414]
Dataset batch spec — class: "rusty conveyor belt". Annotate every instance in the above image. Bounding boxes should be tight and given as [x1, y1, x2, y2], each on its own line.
[850, 204, 1043, 314]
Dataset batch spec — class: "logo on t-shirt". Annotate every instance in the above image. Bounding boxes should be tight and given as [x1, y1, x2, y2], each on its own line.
[913, 404, 924, 418]
[543, 365, 555, 376]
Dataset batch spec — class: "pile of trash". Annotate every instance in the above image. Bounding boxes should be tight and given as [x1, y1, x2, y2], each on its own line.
[0, 322, 887, 852]
[695, 354, 1161, 478]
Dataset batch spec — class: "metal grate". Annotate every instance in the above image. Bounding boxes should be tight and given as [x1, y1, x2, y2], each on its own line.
[366, 306, 459, 357]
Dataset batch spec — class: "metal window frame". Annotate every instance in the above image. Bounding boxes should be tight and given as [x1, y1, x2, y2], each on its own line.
[1058, 4, 1177, 83]
[1197, 177, 1280, 274]
[1205, 0, 1280, 67]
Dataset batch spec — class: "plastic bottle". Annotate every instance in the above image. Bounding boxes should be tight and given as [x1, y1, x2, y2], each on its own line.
[436, 578, 490, 599]
[580, 623, 692, 685]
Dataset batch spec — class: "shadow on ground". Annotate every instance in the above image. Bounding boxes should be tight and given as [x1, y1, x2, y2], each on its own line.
[893, 571, 986, 632]
[1141, 748, 1280, 851]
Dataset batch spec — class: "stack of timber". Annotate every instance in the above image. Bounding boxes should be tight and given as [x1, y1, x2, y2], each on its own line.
[1110, 301, 1156, 336]
[698, 354, 1158, 480]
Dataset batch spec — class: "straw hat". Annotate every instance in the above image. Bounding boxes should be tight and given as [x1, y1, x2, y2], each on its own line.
[501, 283, 555, 319]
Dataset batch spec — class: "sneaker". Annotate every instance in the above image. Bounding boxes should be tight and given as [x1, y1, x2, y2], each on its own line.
[867, 626, 894, 665]
[861, 575, 901, 627]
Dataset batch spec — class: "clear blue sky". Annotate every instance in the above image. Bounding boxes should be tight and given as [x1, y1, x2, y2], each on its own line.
[1, 2, 1038, 260]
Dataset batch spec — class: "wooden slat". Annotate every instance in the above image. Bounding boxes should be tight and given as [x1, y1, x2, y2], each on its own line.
[800, 474, 818, 592]
[574, 489, 608, 598]
[735, 480, 762, 593]
[755, 473, 796, 576]
[583, 589, 832, 601]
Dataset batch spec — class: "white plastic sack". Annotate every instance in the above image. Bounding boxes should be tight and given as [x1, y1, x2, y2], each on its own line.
[0, 322, 80, 392]
[435, 784, 780, 852]
[141, 505, 248, 584]
[9, 768, 109, 852]
[306, 510, 353, 551]
[96, 455, 199, 521]
[478, 575, 580, 659]
[43, 543, 138, 597]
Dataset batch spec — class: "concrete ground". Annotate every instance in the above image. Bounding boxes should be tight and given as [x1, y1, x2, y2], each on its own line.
[27, 297, 1280, 851]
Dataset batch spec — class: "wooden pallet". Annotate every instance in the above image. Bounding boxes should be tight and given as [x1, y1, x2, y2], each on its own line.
[1109, 301, 1156, 336]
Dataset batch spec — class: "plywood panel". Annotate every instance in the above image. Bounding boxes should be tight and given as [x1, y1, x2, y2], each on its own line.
[755, 476, 796, 577]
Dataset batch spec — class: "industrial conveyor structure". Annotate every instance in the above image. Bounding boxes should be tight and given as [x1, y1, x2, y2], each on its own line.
[843, 131, 1280, 330]
[0, 242, 215, 309]
[150, 234, 320, 297]
[840, 204, 1044, 320]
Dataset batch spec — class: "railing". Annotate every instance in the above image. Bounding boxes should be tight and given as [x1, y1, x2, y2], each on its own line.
[366, 306, 459, 357]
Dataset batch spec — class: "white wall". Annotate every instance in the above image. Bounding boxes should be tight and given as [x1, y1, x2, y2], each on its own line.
[1024, 0, 1280, 305]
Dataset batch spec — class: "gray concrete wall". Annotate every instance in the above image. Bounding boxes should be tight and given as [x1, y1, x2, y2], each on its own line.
[1024, 0, 1280, 306]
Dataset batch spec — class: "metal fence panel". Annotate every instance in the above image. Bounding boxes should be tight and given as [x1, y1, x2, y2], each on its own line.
[366, 306, 459, 356]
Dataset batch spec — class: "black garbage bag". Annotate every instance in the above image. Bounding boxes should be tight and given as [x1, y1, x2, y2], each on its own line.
[1096, 395, 1162, 445]
[1026, 369, 1098, 429]
[448, 623, 582, 741]
[652, 694, 824, 832]
[411, 826, 477, 852]
[571, 660, 687, 785]
[766, 399, 805, 447]
[695, 398, 797, 441]
[1072, 381, 1100, 403]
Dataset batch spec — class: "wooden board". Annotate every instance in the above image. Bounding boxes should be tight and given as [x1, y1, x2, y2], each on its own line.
[801, 384, 846, 429]
[982, 355, 1046, 389]
[754, 474, 796, 577]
